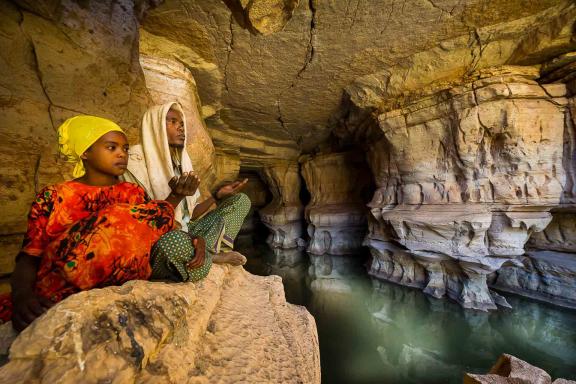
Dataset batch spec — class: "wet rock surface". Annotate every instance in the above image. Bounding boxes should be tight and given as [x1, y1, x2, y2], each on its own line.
[301, 151, 372, 256]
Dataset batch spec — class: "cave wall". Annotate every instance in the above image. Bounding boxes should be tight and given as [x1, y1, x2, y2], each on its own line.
[361, 66, 571, 310]
[0, 0, 156, 285]
[490, 60, 576, 308]
[331, 1, 576, 311]
[258, 162, 305, 249]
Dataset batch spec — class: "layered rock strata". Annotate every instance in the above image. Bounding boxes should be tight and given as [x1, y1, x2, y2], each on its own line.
[301, 151, 372, 255]
[259, 163, 305, 248]
[0, 266, 321, 384]
[362, 67, 570, 310]
[490, 57, 576, 308]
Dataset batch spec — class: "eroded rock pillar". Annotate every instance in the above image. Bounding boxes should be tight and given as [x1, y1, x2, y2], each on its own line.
[301, 151, 372, 256]
[258, 162, 304, 248]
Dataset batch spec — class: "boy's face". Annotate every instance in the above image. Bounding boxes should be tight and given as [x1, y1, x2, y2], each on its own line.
[82, 131, 129, 176]
[166, 109, 185, 147]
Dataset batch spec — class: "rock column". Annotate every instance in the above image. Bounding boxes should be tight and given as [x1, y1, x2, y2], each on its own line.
[301, 151, 372, 255]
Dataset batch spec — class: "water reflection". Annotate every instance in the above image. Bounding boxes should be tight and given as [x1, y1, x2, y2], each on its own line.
[237, 236, 309, 305]
[307, 253, 390, 384]
[237, 239, 576, 384]
[369, 281, 576, 383]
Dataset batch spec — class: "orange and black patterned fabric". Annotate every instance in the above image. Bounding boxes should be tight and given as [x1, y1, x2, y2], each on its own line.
[0, 181, 174, 323]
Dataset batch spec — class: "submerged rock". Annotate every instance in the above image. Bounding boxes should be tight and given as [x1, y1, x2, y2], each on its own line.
[0, 266, 320, 384]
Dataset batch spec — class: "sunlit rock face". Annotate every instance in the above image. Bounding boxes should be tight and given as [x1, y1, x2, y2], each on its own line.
[0, 266, 321, 384]
[258, 162, 305, 248]
[357, 66, 571, 311]
[301, 152, 372, 256]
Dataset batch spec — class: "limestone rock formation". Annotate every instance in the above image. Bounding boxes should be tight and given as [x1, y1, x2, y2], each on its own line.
[259, 162, 305, 249]
[357, 66, 571, 311]
[489, 56, 576, 309]
[301, 151, 372, 255]
[223, 0, 300, 36]
[0, 266, 321, 384]
[326, 3, 576, 309]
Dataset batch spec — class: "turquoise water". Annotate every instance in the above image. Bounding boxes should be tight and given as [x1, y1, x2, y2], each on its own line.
[237, 238, 576, 384]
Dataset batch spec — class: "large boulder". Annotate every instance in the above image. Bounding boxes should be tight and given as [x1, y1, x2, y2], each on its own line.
[0, 266, 320, 384]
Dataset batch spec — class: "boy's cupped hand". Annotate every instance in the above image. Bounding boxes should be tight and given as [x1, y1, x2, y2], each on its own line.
[169, 171, 200, 197]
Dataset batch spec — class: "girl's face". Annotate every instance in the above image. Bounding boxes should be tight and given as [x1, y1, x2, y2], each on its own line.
[81, 131, 129, 177]
[166, 108, 185, 147]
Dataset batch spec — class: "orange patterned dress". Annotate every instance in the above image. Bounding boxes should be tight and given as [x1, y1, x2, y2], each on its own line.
[0, 181, 174, 323]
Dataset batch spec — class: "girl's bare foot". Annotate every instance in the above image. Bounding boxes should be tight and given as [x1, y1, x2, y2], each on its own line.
[213, 251, 247, 266]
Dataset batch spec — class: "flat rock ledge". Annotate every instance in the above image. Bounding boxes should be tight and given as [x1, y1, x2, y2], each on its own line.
[0, 266, 320, 384]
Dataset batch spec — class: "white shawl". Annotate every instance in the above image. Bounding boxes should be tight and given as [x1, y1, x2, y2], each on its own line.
[125, 102, 200, 230]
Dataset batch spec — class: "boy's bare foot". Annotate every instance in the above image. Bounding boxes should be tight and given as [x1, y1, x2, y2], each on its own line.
[213, 251, 247, 266]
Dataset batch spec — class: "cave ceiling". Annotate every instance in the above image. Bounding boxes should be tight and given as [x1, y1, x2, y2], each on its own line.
[141, 0, 569, 155]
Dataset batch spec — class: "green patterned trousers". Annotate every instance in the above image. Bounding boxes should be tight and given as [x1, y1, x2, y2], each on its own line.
[150, 193, 251, 282]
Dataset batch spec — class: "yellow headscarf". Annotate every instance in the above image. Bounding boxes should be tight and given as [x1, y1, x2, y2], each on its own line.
[58, 115, 125, 178]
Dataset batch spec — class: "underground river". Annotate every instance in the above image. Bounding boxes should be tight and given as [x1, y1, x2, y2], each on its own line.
[237, 237, 576, 384]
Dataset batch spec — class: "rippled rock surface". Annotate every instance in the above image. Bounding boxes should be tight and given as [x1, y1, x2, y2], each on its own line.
[0, 266, 320, 384]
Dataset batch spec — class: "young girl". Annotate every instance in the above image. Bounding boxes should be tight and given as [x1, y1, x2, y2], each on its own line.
[0, 115, 199, 332]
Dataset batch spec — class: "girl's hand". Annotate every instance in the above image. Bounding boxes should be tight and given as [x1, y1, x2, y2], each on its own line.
[12, 292, 53, 332]
[215, 178, 248, 200]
